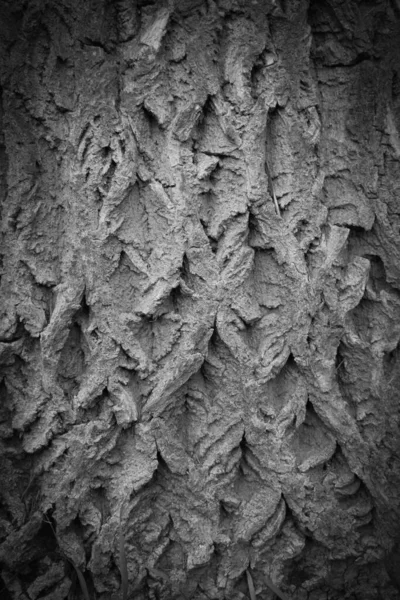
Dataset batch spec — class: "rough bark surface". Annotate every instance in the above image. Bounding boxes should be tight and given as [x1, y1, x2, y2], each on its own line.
[1, 0, 400, 599]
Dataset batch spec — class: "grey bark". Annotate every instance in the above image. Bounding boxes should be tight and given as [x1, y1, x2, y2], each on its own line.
[1, 0, 400, 599]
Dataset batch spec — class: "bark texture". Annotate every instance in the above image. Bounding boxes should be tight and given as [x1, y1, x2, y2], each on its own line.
[1, 0, 400, 598]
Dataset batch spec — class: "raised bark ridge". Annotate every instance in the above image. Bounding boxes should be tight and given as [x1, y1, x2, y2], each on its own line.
[1, 0, 400, 598]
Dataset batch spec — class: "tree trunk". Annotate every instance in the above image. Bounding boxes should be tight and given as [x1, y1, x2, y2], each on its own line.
[1, 1, 400, 598]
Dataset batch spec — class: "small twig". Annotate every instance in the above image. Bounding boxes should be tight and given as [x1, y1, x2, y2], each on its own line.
[277, 109, 289, 128]
[73, 565, 91, 600]
[246, 570, 257, 600]
[43, 513, 92, 600]
[26, 181, 39, 202]
[265, 158, 281, 217]
[125, 112, 137, 143]
[263, 573, 290, 600]
[21, 471, 37, 500]
[335, 359, 345, 371]
[246, 568, 290, 600]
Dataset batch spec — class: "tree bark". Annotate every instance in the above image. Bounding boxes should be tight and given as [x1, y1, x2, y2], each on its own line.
[1, 0, 400, 598]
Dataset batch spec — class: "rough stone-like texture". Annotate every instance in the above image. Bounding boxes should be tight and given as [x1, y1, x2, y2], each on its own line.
[0, 0, 400, 598]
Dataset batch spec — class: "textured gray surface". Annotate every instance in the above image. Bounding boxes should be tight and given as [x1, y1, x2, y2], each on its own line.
[1, 0, 400, 598]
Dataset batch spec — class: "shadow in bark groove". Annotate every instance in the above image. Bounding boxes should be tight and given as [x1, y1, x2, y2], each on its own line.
[289, 400, 337, 472]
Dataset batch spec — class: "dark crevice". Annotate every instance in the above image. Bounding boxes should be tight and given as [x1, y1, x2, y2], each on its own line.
[179, 253, 191, 286]
[193, 95, 214, 141]
[319, 53, 375, 69]
[80, 38, 112, 53]
[207, 325, 222, 354]
[137, 0, 158, 9]
[293, 218, 310, 241]
[208, 161, 222, 185]
[219, 500, 231, 521]
[384, 341, 400, 383]
[37, 510, 59, 555]
[101, 159, 117, 192]
[239, 431, 246, 455]
[288, 399, 338, 471]
[155, 538, 186, 574]
[346, 224, 367, 234]
[287, 539, 327, 588]
[142, 104, 161, 130]
[335, 341, 345, 373]
[0, 575, 12, 599]
[57, 321, 85, 399]
[281, 352, 297, 373]
[156, 449, 171, 475]
[170, 284, 182, 311]
[200, 221, 218, 254]
[100, 144, 112, 161]
[393, 70, 400, 100]
[208, 237, 218, 255]
[118, 250, 139, 273]
[237, 432, 262, 477]
[247, 211, 259, 238]
[334, 342, 357, 420]
[250, 54, 264, 92]
[390, 0, 400, 18]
